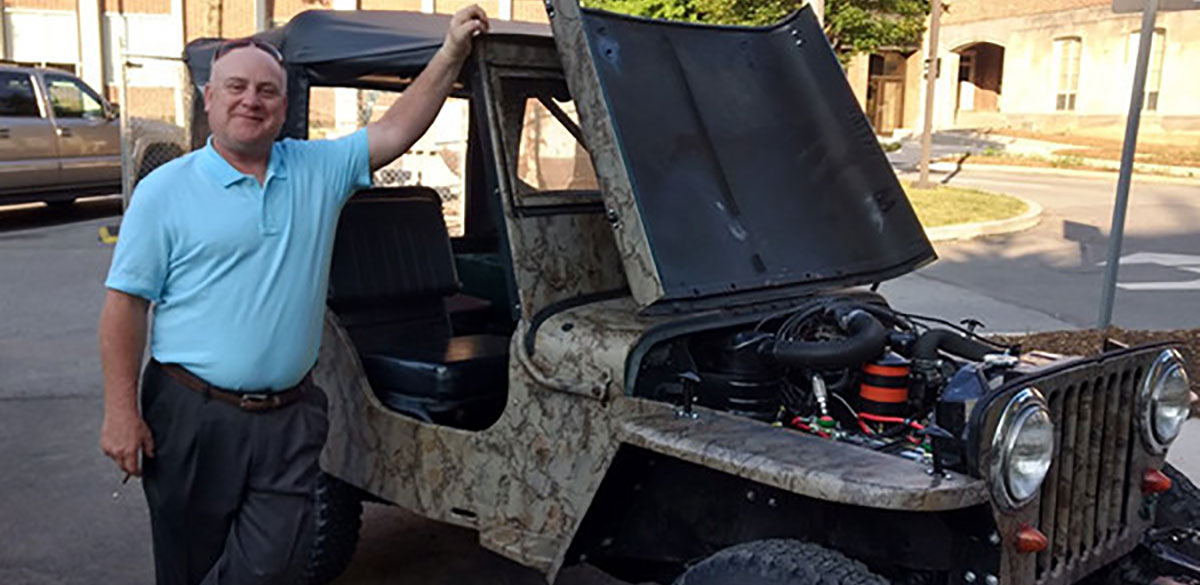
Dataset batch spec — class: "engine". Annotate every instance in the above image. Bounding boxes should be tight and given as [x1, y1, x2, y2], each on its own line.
[633, 294, 1021, 469]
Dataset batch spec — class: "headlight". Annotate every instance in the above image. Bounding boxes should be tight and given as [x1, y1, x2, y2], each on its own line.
[1141, 349, 1191, 452]
[990, 388, 1055, 508]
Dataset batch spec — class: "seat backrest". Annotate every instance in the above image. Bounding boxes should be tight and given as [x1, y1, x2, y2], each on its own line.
[329, 187, 459, 308]
[328, 187, 460, 350]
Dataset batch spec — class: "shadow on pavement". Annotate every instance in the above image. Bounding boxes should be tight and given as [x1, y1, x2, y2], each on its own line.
[0, 196, 122, 233]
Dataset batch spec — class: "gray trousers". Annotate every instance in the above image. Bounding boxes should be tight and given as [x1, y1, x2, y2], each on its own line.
[140, 360, 329, 585]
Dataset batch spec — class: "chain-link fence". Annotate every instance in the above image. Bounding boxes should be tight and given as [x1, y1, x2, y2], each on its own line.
[117, 51, 189, 210]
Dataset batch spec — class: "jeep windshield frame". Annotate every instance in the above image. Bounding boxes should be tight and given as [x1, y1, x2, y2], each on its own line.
[546, 0, 937, 313]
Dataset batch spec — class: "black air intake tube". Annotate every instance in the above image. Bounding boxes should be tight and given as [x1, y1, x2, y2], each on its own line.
[771, 309, 888, 369]
[912, 329, 998, 362]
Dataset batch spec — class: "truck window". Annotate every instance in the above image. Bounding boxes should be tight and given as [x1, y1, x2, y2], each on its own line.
[0, 72, 41, 118]
[516, 97, 598, 194]
[498, 76, 601, 211]
[44, 75, 106, 119]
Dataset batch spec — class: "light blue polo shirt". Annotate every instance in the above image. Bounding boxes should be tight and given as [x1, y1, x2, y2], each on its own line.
[105, 130, 371, 391]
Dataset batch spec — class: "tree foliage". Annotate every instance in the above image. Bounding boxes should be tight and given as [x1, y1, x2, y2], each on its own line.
[584, 0, 929, 58]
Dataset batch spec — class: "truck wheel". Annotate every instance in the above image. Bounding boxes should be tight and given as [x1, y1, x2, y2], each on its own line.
[301, 472, 364, 585]
[674, 540, 889, 585]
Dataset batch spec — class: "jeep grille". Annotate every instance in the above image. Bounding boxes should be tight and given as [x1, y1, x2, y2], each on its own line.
[1033, 363, 1145, 581]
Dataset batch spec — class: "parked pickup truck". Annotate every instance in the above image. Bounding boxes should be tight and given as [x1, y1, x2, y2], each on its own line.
[0, 63, 185, 206]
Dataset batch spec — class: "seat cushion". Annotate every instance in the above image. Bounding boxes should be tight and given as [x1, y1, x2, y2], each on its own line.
[361, 334, 509, 402]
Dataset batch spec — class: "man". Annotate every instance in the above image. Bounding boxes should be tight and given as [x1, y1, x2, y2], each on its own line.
[98, 6, 490, 584]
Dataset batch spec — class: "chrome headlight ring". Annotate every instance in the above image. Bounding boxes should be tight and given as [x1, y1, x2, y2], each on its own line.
[1139, 348, 1191, 454]
[989, 387, 1055, 509]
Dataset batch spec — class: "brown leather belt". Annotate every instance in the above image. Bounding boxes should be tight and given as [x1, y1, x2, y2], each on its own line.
[153, 360, 308, 413]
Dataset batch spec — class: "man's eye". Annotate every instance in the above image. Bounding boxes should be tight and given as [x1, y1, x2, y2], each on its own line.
[260, 87, 280, 98]
[226, 83, 246, 93]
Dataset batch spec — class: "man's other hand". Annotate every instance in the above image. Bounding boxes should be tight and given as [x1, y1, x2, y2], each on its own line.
[101, 408, 155, 477]
[442, 5, 490, 63]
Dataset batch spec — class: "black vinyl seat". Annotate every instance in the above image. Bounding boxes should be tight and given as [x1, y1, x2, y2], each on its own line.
[328, 188, 508, 430]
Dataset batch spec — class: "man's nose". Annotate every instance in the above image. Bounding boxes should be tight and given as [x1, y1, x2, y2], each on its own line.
[241, 90, 267, 108]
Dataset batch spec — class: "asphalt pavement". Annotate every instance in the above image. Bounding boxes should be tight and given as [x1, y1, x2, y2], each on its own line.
[892, 167, 1200, 332]
[1, 167, 1198, 584]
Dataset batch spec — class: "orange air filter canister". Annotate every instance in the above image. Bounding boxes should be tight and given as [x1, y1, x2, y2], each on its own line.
[859, 353, 911, 417]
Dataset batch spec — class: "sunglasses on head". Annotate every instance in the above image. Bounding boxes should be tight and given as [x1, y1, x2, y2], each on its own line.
[212, 38, 284, 65]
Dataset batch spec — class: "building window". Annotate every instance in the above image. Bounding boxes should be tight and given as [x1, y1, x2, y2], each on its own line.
[1053, 37, 1081, 111]
[1128, 28, 1165, 111]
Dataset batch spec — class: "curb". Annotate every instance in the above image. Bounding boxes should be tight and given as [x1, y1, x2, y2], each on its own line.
[918, 161, 1200, 185]
[924, 195, 1043, 242]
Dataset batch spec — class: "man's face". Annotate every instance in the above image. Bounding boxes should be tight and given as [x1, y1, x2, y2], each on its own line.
[204, 46, 287, 154]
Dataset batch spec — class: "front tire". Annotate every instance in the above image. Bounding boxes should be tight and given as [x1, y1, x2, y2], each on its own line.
[301, 472, 364, 585]
[674, 540, 889, 585]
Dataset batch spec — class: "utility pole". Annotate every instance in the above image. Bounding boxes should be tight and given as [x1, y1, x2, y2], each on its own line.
[914, 0, 943, 189]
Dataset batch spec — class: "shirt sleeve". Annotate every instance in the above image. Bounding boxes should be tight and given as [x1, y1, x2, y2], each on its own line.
[105, 182, 170, 302]
[297, 128, 373, 205]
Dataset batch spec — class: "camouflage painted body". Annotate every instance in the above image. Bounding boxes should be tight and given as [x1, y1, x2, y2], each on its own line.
[317, 296, 997, 579]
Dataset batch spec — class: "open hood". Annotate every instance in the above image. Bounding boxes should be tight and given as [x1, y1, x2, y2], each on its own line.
[547, 2, 936, 311]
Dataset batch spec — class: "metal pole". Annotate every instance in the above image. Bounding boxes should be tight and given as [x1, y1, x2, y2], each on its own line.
[118, 23, 133, 211]
[915, 0, 943, 189]
[1098, 0, 1159, 328]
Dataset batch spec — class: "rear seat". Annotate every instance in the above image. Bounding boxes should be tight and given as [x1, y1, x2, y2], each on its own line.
[328, 187, 509, 430]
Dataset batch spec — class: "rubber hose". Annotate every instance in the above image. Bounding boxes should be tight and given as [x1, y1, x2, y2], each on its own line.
[912, 329, 997, 362]
[771, 309, 888, 369]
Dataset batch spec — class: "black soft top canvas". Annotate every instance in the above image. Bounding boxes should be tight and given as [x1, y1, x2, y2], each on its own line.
[574, 6, 936, 306]
[184, 9, 550, 87]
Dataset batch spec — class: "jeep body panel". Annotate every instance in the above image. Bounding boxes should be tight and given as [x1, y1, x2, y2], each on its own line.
[545, 2, 936, 311]
[317, 293, 992, 580]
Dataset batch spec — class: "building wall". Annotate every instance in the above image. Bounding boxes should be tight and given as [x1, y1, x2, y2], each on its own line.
[943, 0, 1107, 25]
[934, 3, 1200, 134]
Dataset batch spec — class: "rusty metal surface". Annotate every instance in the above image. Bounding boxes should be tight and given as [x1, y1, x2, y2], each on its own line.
[985, 347, 1167, 585]
[522, 296, 660, 400]
[544, 0, 665, 307]
[615, 405, 990, 511]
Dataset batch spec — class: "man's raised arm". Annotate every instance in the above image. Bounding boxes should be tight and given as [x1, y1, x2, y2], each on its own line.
[366, 5, 490, 171]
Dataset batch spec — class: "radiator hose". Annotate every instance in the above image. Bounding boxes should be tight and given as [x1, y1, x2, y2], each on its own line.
[770, 309, 888, 369]
[911, 329, 999, 362]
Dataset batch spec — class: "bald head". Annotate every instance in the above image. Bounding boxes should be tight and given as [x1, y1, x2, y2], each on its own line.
[204, 45, 288, 160]
[210, 44, 287, 90]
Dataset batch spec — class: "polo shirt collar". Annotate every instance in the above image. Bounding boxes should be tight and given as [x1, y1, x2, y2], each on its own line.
[202, 137, 288, 188]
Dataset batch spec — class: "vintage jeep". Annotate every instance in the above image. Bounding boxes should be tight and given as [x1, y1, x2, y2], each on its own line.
[181, 3, 1200, 584]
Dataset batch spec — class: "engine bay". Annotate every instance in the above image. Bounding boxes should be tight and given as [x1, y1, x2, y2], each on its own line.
[632, 294, 1028, 473]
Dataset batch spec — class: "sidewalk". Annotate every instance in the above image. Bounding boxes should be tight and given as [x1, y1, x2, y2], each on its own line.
[878, 271, 1076, 335]
[885, 130, 1200, 179]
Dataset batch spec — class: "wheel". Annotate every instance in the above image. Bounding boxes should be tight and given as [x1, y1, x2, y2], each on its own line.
[674, 540, 889, 585]
[301, 472, 364, 585]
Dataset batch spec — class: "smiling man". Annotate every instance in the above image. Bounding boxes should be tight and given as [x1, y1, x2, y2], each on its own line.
[97, 6, 489, 585]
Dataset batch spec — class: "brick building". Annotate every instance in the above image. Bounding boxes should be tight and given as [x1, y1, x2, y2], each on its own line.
[844, 0, 1200, 139]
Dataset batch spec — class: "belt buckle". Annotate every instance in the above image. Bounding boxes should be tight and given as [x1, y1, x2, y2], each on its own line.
[238, 392, 277, 411]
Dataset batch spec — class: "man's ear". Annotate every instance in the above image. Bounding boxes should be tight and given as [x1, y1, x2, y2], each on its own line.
[202, 83, 212, 113]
